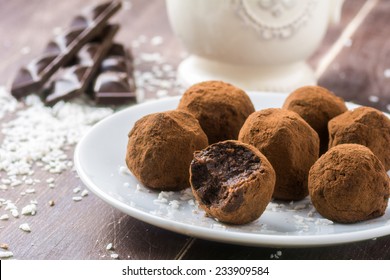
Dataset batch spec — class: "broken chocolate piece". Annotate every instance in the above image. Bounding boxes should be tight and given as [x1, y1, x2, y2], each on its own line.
[44, 24, 119, 106]
[93, 43, 136, 105]
[10, 0, 122, 99]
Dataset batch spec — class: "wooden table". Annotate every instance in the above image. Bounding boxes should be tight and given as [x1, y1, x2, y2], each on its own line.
[0, 0, 390, 260]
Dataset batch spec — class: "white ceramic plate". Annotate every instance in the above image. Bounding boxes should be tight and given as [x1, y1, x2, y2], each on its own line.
[74, 92, 390, 247]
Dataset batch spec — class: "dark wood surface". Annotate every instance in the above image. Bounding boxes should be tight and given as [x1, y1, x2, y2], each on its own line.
[0, 0, 390, 260]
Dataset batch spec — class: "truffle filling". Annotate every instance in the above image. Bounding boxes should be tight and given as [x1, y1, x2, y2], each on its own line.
[191, 142, 261, 207]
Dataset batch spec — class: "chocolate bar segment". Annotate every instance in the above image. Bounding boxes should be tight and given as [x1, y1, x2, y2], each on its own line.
[10, 0, 122, 99]
[44, 24, 119, 106]
[93, 43, 136, 105]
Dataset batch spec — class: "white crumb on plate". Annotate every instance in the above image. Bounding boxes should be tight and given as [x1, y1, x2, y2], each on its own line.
[293, 204, 307, 211]
[168, 200, 180, 209]
[314, 218, 334, 225]
[135, 184, 142, 192]
[19, 223, 31, 232]
[119, 166, 131, 176]
[179, 188, 193, 201]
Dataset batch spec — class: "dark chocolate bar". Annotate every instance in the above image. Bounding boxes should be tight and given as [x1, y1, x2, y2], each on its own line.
[93, 43, 136, 105]
[10, 1, 122, 99]
[44, 24, 119, 106]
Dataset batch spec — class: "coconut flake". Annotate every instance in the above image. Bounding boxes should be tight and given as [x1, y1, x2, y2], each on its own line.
[19, 223, 31, 232]
[21, 204, 37, 216]
[0, 251, 13, 259]
[0, 214, 9, 220]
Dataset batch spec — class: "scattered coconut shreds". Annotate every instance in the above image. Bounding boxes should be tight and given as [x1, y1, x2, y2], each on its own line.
[0, 94, 112, 178]
[0, 251, 13, 259]
[19, 223, 31, 232]
[168, 200, 180, 209]
[72, 196, 82, 202]
[81, 189, 89, 197]
[106, 243, 113, 250]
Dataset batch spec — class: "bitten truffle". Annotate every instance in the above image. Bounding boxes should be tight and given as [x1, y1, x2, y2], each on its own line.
[282, 85, 347, 155]
[238, 108, 319, 201]
[309, 144, 389, 223]
[328, 106, 390, 171]
[177, 81, 255, 144]
[126, 110, 208, 191]
[190, 140, 275, 225]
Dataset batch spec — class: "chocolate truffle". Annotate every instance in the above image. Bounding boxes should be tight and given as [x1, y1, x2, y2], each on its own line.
[177, 81, 255, 144]
[126, 110, 208, 191]
[309, 144, 389, 223]
[282, 85, 347, 155]
[238, 108, 319, 201]
[190, 140, 275, 225]
[328, 106, 390, 171]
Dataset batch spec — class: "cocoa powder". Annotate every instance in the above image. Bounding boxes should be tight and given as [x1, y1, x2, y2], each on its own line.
[126, 109, 208, 191]
[309, 144, 389, 223]
[239, 108, 319, 201]
[328, 106, 390, 171]
[283, 85, 347, 155]
[177, 81, 255, 144]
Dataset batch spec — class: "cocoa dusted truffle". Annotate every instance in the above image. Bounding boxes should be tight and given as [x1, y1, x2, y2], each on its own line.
[328, 106, 390, 171]
[190, 140, 275, 225]
[282, 85, 347, 155]
[238, 108, 319, 201]
[126, 110, 208, 191]
[309, 144, 389, 223]
[177, 81, 255, 144]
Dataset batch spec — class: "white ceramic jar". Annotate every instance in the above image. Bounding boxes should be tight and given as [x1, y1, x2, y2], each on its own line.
[166, 0, 344, 92]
